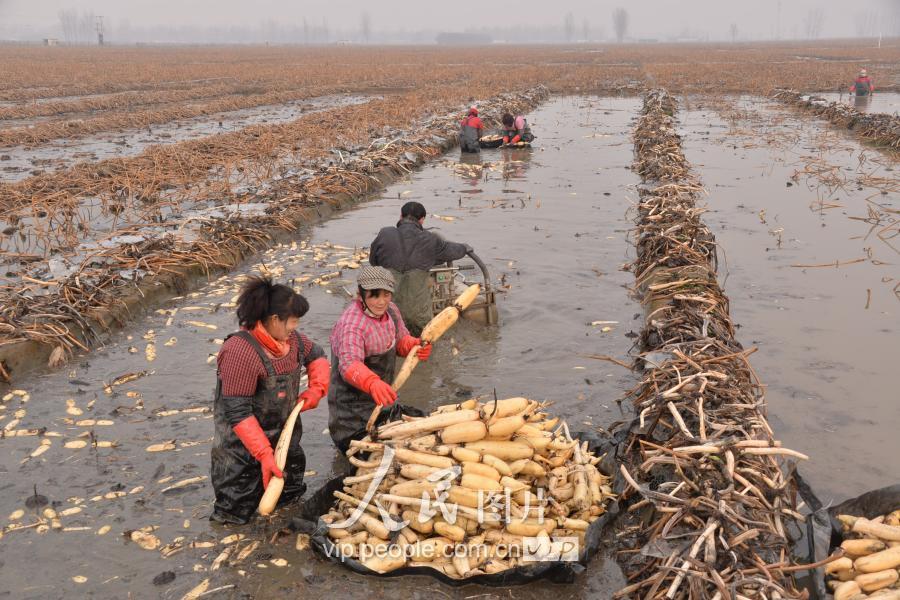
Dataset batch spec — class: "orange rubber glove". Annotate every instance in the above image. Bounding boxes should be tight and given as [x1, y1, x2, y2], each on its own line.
[232, 416, 282, 489]
[298, 357, 329, 411]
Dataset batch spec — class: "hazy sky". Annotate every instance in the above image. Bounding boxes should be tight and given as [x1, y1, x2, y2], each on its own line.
[1, 0, 897, 40]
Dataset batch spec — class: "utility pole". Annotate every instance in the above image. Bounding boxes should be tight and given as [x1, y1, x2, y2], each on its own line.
[96, 16, 104, 46]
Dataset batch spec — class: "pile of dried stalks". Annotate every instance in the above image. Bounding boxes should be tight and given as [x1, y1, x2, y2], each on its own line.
[773, 89, 900, 149]
[612, 89, 812, 600]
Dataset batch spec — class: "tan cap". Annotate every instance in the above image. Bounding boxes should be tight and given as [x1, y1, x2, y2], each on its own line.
[358, 266, 395, 292]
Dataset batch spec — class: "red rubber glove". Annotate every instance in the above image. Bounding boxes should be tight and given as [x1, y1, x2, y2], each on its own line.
[502, 135, 510, 144]
[510, 134, 522, 144]
[343, 361, 397, 406]
[369, 379, 398, 407]
[396, 335, 420, 357]
[258, 451, 282, 489]
[232, 416, 283, 489]
[416, 342, 432, 362]
[298, 357, 330, 411]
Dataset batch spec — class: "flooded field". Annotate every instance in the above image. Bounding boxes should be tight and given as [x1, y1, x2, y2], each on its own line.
[0, 94, 370, 182]
[816, 91, 900, 114]
[0, 89, 897, 598]
[0, 97, 642, 598]
[679, 95, 899, 502]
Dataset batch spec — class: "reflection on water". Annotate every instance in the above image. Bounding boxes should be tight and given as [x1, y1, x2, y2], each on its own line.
[454, 145, 536, 188]
[456, 150, 483, 188]
[457, 150, 482, 166]
[499, 146, 534, 180]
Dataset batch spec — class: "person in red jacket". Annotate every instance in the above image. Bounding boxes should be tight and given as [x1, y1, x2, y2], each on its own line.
[211, 277, 330, 524]
[459, 106, 484, 153]
[850, 68, 875, 96]
[327, 266, 432, 452]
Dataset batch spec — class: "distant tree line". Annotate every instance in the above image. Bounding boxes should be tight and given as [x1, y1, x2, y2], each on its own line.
[49, 8, 634, 45]
[854, 1, 900, 37]
[58, 10, 98, 44]
[38, 5, 900, 47]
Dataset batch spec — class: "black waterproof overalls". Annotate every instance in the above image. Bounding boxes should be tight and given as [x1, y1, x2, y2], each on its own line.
[853, 81, 871, 97]
[211, 331, 308, 524]
[459, 117, 481, 153]
[327, 308, 420, 453]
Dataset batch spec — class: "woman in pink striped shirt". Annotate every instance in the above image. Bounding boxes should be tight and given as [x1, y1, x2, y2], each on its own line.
[327, 266, 432, 451]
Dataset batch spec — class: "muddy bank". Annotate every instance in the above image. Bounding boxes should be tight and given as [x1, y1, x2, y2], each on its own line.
[678, 95, 899, 501]
[0, 96, 641, 598]
[0, 88, 548, 383]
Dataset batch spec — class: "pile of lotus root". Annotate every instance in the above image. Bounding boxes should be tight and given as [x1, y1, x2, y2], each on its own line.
[320, 397, 614, 578]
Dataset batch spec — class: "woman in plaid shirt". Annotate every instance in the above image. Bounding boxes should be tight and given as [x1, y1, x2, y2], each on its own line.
[327, 266, 432, 451]
[211, 277, 330, 524]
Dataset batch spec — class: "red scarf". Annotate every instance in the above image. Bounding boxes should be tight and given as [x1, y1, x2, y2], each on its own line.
[250, 322, 290, 359]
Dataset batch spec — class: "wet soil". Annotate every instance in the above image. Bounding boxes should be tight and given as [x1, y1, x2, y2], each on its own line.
[679, 95, 899, 503]
[0, 97, 641, 598]
[0, 94, 371, 183]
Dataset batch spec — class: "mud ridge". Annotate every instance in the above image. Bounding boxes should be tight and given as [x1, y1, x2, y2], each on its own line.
[610, 89, 812, 599]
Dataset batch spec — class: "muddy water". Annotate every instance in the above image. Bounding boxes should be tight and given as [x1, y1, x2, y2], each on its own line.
[0, 94, 370, 183]
[0, 97, 641, 598]
[678, 96, 899, 503]
[816, 91, 900, 114]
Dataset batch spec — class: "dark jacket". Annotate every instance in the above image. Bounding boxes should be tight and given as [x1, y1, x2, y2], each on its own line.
[370, 220, 468, 273]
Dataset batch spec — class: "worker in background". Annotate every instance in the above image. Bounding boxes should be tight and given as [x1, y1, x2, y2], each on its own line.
[211, 277, 330, 524]
[850, 68, 875, 96]
[459, 106, 484, 153]
[370, 201, 471, 336]
[327, 267, 432, 452]
[501, 112, 534, 145]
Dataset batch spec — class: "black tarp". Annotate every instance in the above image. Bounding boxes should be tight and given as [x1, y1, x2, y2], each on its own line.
[804, 483, 900, 600]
